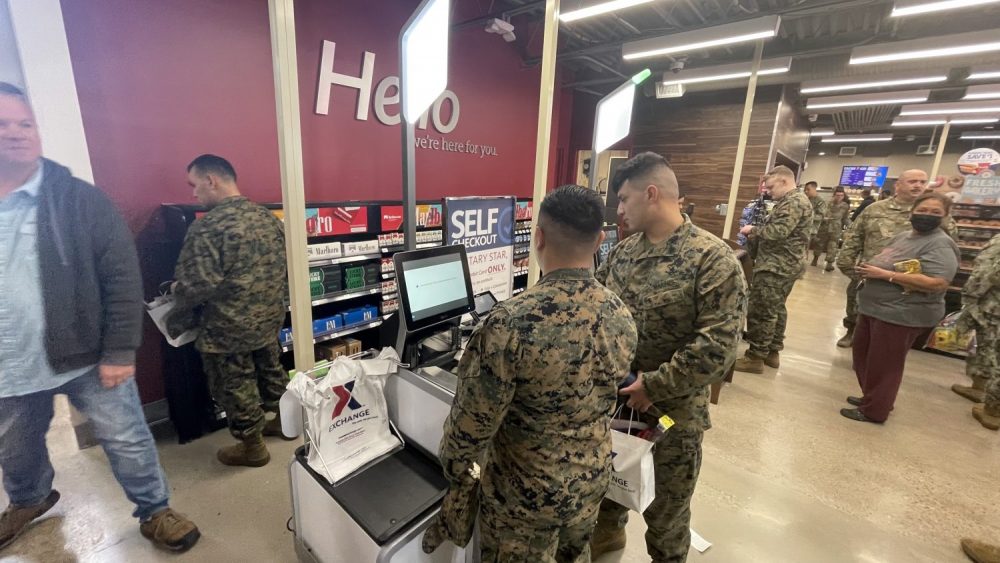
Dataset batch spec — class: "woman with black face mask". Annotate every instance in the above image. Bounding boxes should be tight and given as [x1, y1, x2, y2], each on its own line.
[839, 192, 960, 424]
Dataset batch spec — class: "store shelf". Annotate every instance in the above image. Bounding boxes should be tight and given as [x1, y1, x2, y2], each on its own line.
[957, 223, 1000, 231]
[380, 242, 442, 254]
[295, 285, 382, 309]
[512, 287, 526, 296]
[958, 244, 986, 252]
[382, 292, 398, 301]
[281, 318, 384, 353]
[309, 253, 381, 267]
[381, 272, 396, 280]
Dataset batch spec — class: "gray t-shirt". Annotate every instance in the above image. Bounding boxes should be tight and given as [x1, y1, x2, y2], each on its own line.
[857, 229, 960, 327]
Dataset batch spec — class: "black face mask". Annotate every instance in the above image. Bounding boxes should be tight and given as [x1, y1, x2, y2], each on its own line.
[910, 214, 942, 233]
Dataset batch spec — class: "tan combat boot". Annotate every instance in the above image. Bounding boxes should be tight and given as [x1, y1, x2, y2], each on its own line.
[764, 351, 780, 369]
[953, 377, 987, 403]
[961, 538, 1000, 563]
[590, 525, 626, 559]
[140, 508, 200, 552]
[734, 354, 764, 374]
[217, 435, 270, 467]
[263, 416, 295, 441]
[836, 329, 854, 348]
[972, 405, 1000, 431]
[0, 491, 60, 551]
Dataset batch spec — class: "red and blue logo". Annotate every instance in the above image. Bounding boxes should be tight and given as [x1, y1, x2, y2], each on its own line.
[331, 381, 364, 418]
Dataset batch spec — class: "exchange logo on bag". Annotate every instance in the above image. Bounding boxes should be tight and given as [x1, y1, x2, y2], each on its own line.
[331, 381, 363, 417]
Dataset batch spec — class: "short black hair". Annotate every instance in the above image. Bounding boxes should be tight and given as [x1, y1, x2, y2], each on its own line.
[611, 152, 671, 195]
[539, 185, 605, 245]
[188, 154, 237, 182]
[804, 181, 818, 188]
[833, 186, 846, 194]
[861, 188, 872, 197]
[0, 82, 28, 102]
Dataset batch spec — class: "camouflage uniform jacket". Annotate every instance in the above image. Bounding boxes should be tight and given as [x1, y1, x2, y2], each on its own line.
[749, 191, 814, 278]
[809, 195, 829, 236]
[822, 201, 851, 235]
[439, 268, 637, 527]
[962, 234, 1000, 327]
[837, 197, 957, 275]
[596, 218, 747, 432]
[169, 196, 288, 353]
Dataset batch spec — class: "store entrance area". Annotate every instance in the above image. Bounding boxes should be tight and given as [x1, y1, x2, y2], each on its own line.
[2, 270, 995, 563]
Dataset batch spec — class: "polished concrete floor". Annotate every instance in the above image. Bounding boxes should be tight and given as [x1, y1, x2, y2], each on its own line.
[2, 268, 998, 563]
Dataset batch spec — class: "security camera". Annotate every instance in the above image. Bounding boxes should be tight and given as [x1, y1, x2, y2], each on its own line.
[485, 18, 516, 42]
[670, 61, 685, 73]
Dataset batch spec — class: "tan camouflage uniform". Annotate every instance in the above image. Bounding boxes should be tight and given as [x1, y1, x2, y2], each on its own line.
[744, 191, 813, 359]
[960, 234, 1000, 416]
[594, 218, 747, 563]
[436, 268, 637, 563]
[814, 200, 850, 267]
[837, 197, 957, 330]
[168, 196, 287, 440]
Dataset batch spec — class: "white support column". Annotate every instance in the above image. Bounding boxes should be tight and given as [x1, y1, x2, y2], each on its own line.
[268, 0, 314, 371]
[526, 0, 560, 288]
[930, 121, 951, 181]
[722, 39, 764, 241]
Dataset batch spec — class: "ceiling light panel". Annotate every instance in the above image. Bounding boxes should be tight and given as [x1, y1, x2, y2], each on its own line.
[623, 15, 780, 60]
[850, 30, 1000, 65]
[810, 129, 835, 136]
[800, 71, 948, 94]
[961, 131, 1000, 139]
[892, 115, 999, 126]
[899, 100, 1000, 115]
[560, 0, 655, 23]
[821, 134, 894, 143]
[965, 84, 1000, 100]
[806, 89, 930, 110]
[660, 57, 792, 86]
[968, 65, 1000, 80]
[891, 0, 1000, 17]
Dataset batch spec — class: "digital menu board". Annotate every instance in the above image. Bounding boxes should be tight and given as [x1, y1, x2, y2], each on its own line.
[840, 165, 889, 188]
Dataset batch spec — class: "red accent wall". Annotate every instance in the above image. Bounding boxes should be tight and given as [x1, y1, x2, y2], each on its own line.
[59, 0, 571, 403]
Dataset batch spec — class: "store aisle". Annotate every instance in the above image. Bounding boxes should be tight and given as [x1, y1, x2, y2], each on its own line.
[1, 269, 997, 563]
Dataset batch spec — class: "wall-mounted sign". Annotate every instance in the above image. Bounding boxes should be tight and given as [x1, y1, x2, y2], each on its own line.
[306, 206, 369, 237]
[445, 197, 515, 301]
[958, 175, 1000, 205]
[515, 200, 533, 221]
[380, 204, 443, 232]
[957, 148, 1000, 176]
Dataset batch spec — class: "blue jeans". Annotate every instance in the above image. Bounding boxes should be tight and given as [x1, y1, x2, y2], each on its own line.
[0, 369, 170, 521]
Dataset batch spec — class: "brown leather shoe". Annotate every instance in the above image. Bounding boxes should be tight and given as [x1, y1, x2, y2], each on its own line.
[140, 508, 200, 552]
[840, 408, 882, 424]
[764, 351, 780, 369]
[263, 416, 296, 441]
[734, 355, 764, 374]
[218, 435, 270, 467]
[972, 405, 1000, 431]
[590, 524, 626, 559]
[836, 329, 854, 348]
[961, 538, 1000, 563]
[0, 491, 60, 551]
[952, 384, 986, 404]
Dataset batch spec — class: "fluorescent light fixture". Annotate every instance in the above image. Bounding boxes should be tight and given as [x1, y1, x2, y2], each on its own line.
[560, 0, 655, 22]
[899, 100, 1000, 115]
[594, 83, 637, 153]
[850, 30, 1000, 65]
[800, 71, 947, 94]
[660, 57, 792, 86]
[806, 89, 930, 110]
[891, 0, 1000, 16]
[965, 84, 1000, 100]
[623, 15, 780, 60]
[818, 151, 827, 155]
[892, 115, 1000, 126]
[810, 129, 835, 137]
[821, 134, 893, 143]
[961, 132, 1000, 139]
[400, 0, 450, 123]
[968, 65, 1000, 80]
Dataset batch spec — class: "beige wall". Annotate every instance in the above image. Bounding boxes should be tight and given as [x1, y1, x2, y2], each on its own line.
[803, 151, 963, 188]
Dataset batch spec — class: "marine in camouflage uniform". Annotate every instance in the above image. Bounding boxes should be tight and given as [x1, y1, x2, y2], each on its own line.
[813, 197, 850, 270]
[595, 220, 746, 562]
[432, 186, 638, 562]
[958, 234, 1000, 430]
[807, 189, 828, 241]
[168, 155, 288, 466]
[736, 174, 813, 370]
[836, 183, 957, 346]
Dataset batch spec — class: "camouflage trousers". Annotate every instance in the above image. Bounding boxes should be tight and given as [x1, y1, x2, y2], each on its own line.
[596, 427, 704, 563]
[971, 323, 1000, 415]
[812, 232, 839, 267]
[479, 497, 599, 563]
[843, 278, 859, 330]
[201, 341, 287, 440]
[745, 272, 798, 358]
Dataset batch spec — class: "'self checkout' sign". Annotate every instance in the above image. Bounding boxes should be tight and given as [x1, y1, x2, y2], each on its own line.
[445, 197, 515, 301]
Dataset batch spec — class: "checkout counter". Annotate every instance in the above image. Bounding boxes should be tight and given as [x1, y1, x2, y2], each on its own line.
[289, 245, 490, 563]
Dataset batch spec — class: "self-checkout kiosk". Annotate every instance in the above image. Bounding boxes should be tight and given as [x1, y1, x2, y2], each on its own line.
[289, 244, 482, 563]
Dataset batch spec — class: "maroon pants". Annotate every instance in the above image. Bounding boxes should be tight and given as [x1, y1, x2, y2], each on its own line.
[852, 314, 928, 422]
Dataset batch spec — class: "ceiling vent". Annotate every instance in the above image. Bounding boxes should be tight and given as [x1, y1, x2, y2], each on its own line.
[839, 146, 857, 157]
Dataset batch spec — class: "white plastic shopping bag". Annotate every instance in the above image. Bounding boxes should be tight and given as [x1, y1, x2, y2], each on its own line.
[145, 294, 199, 348]
[287, 349, 403, 484]
[606, 410, 656, 513]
